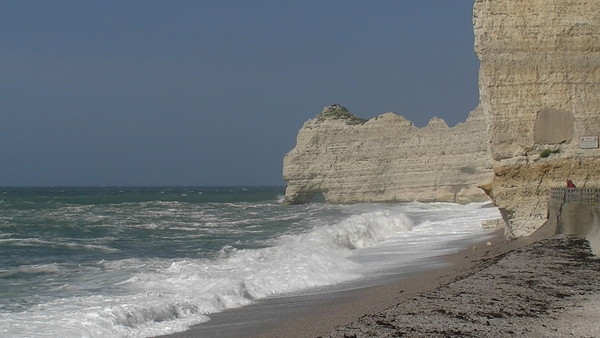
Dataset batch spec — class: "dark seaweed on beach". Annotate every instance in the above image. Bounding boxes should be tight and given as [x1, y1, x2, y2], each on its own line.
[328, 236, 600, 337]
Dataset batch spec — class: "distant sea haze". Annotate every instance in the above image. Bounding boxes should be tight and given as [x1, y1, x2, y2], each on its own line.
[0, 187, 499, 337]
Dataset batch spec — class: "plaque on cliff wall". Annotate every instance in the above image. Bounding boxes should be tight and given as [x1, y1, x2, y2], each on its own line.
[534, 108, 574, 144]
[580, 136, 599, 149]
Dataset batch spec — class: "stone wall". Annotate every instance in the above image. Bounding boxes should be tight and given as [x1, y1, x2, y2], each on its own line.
[474, 0, 600, 237]
[283, 104, 491, 204]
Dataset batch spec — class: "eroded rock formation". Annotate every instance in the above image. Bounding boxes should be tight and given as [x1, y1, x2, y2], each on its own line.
[474, 0, 600, 237]
[283, 1, 600, 240]
[283, 104, 491, 204]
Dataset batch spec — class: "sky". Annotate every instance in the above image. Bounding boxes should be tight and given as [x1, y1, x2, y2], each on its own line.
[1, 1, 480, 187]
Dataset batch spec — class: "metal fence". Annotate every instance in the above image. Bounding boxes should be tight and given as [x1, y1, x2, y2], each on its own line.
[549, 188, 600, 205]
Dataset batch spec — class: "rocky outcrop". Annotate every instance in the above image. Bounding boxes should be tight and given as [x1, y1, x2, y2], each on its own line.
[283, 104, 491, 204]
[474, 0, 600, 237]
[283, 1, 600, 240]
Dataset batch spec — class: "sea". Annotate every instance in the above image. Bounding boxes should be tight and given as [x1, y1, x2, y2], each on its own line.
[0, 186, 500, 337]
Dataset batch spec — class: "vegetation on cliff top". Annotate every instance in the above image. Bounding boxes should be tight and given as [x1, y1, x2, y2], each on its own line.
[316, 104, 367, 125]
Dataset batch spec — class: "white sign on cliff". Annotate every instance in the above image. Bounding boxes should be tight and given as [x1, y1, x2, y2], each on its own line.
[580, 136, 599, 149]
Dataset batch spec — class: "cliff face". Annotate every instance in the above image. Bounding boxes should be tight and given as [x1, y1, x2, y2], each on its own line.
[474, 0, 600, 237]
[284, 1, 600, 239]
[283, 105, 491, 204]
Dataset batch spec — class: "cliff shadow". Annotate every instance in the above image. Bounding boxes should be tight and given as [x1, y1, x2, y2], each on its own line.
[309, 191, 326, 203]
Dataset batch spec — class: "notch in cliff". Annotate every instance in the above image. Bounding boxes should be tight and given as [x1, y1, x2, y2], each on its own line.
[316, 104, 367, 125]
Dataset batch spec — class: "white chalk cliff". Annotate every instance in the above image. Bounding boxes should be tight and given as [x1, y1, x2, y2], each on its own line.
[283, 0, 600, 240]
[283, 104, 491, 204]
[475, 0, 600, 238]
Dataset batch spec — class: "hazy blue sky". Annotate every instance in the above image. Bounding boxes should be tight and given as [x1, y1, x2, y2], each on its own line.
[1, 1, 479, 186]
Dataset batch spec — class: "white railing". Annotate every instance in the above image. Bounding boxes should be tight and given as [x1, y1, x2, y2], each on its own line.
[549, 188, 600, 205]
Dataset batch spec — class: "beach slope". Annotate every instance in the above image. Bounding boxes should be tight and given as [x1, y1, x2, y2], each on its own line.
[323, 236, 600, 337]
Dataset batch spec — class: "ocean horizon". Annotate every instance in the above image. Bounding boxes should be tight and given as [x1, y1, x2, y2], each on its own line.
[0, 186, 499, 337]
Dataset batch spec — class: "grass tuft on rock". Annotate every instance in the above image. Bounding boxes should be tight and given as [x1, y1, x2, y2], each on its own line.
[316, 104, 367, 125]
[540, 148, 561, 158]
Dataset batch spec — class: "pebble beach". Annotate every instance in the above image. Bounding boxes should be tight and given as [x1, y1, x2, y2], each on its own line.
[254, 231, 600, 337]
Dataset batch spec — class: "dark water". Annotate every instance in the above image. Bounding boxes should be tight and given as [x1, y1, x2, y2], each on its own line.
[0, 187, 498, 337]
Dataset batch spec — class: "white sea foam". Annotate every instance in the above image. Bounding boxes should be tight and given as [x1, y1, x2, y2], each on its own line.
[0, 237, 120, 253]
[17, 263, 64, 274]
[349, 202, 499, 276]
[0, 263, 66, 280]
[0, 202, 500, 338]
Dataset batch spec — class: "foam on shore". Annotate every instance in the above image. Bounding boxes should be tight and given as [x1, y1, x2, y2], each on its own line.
[267, 234, 600, 337]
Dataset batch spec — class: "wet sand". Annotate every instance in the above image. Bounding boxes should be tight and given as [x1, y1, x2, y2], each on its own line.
[258, 228, 600, 337]
[161, 226, 600, 337]
[324, 235, 600, 337]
